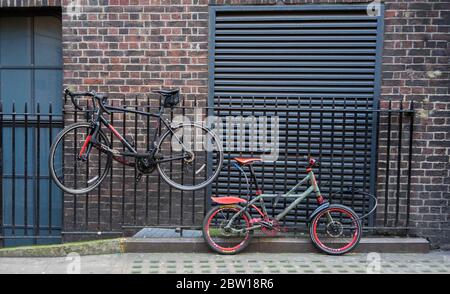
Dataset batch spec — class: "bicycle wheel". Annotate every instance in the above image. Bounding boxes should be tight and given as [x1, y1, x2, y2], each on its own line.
[156, 123, 223, 191]
[309, 204, 362, 255]
[202, 205, 253, 255]
[49, 122, 112, 194]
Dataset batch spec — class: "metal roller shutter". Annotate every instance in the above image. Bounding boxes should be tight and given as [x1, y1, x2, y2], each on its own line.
[208, 5, 384, 227]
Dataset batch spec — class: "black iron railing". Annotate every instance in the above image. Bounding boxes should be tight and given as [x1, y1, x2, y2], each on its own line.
[0, 102, 64, 247]
[0, 97, 415, 246]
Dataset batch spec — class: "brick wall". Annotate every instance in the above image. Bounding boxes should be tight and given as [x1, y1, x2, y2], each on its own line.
[379, 0, 450, 248]
[1, 0, 449, 247]
[60, 0, 212, 239]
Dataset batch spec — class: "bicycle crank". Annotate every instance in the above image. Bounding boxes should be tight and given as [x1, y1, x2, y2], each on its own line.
[259, 217, 285, 236]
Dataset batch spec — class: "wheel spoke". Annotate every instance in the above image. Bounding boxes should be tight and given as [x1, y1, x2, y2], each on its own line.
[311, 206, 361, 254]
[50, 123, 111, 194]
[204, 207, 251, 254]
[157, 124, 223, 191]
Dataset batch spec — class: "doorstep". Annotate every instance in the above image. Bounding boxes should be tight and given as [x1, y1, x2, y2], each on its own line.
[123, 236, 430, 254]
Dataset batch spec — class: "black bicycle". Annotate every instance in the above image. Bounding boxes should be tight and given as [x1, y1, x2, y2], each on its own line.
[49, 88, 223, 194]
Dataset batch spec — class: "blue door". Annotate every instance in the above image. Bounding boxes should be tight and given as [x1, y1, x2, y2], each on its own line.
[0, 14, 63, 246]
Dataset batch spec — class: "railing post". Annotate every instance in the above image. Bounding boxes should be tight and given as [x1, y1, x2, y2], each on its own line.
[48, 103, 53, 236]
[12, 102, 16, 238]
[109, 100, 115, 231]
[133, 95, 138, 225]
[395, 101, 404, 226]
[73, 98, 78, 229]
[180, 98, 185, 226]
[369, 96, 381, 228]
[61, 97, 66, 239]
[406, 101, 414, 229]
[121, 95, 126, 226]
[35, 102, 41, 244]
[383, 100, 392, 227]
[24, 103, 29, 237]
[145, 95, 150, 226]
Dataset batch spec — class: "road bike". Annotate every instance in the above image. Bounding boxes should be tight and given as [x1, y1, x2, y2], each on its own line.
[203, 157, 371, 255]
[49, 88, 223, 194]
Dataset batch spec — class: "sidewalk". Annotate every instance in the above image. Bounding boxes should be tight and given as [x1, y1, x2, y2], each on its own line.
[0, 251, 449, 274]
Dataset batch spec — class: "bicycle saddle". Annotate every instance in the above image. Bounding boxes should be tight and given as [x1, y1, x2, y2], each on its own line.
[152, 88, 180, 96]
[234, 157, 262, 165]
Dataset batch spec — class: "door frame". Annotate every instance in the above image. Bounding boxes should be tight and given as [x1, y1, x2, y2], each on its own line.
[0, 8, 63, 247]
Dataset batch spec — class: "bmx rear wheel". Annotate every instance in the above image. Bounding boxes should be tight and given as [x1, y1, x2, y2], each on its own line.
[202, 205, 252, 255]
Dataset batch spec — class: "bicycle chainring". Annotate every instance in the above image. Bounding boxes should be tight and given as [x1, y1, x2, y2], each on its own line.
[261, 217, 283, 236]
[136, 157, 156, 174]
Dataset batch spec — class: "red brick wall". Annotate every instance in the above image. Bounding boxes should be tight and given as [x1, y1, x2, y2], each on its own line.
[1, 0, 449, 247]
[380, 0, 450, 248]
[62, 0, 209, 106]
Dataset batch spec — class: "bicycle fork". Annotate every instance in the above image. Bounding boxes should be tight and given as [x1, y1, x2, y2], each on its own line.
[77, 124, 100, 161]
[310, 170, 335, 225]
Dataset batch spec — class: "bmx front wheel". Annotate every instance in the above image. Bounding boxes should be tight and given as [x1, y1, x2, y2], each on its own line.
[309, 204, 362, 255]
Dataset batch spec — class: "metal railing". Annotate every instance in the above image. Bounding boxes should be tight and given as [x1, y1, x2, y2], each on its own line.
[0, 97, 415, 246]
[0, 102, 63, 246]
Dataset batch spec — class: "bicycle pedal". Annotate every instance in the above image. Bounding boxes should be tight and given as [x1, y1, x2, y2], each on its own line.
[135, 173, 143, 183]
[258, 221, 273, 229]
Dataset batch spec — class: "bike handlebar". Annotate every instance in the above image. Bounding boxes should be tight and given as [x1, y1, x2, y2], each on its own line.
[64, 88, 110, 115]
[304, 156, 320, 168]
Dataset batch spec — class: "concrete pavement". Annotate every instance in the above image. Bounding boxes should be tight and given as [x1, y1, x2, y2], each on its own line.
[0, 251, 449, 274]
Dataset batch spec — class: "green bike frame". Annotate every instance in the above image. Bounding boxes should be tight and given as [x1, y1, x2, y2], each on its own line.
[225, 166, 330, 233]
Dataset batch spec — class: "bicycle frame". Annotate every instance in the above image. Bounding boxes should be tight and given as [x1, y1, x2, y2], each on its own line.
[226, 165, 326, 232]
[78, 104, 190, 165]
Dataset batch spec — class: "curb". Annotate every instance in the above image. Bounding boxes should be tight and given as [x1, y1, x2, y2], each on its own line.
[0, 238, 125, 257]
[0, 237, 430, 257]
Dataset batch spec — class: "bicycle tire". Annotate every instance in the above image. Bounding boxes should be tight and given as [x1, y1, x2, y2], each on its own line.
[49, 122, 112, 195]
[202, 205, 253, 255]
[309, 204, 362, 255]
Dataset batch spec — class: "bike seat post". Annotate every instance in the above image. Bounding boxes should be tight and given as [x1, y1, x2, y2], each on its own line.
[247, 164, 261, 195]
[158, 93, 165, 114]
